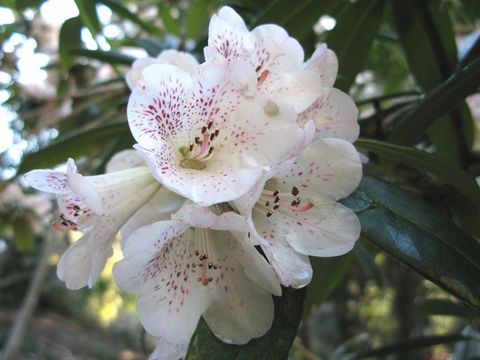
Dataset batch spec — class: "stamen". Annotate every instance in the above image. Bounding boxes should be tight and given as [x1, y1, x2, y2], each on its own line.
[259, 186, 314, 217]
[257, 69, 270, 86]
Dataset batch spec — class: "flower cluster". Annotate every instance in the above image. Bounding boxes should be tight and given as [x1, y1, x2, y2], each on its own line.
[24, 7, 362, 360]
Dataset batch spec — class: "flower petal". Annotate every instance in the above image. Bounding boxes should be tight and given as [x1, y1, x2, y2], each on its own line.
[114, 220, 209, 343]
[126, 56, 158, 90]
[66, 158, 102, 214]
[251, 24, 304, 74]
[24, 169, 69, 194]
[148, 337, 189, 360]
[106, 149, 145, 173]
[57, 233, 92, 290]
[121, 187, 185, 240]
[156, 49, 199, 74]
[298, 87, 359, 142]
[127, 64, 193, 150]
[206, 6, 254, 62]
[173, 204, 248, 232]
[270, 138, 362, 201]
[303, 44, 338, 88]
[203, 230, 274, 344]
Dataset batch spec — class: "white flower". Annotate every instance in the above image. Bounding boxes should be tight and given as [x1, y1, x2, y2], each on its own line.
[113, 205, 281, 358]
[206, 6, 359, 142]
[233, 138, 362, 288]
[126, 49, 199, 90]
[24, 156, 160, 289]
[128, 57, 311, 206]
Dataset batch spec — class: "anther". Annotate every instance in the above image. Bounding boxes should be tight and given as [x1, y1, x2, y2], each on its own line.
[201, 126, 207, 134]
[207, 121, 214, 129]
[291, 186, 299, 196]
[273, 190, 279, 196]
[208, 147, 214, 155]
[265, 201, 270, 206]
[273, 204, 280, 210]
[274, 196, 280, 203]
[214, 129, 219, 137]
[266, 211, 273, 217]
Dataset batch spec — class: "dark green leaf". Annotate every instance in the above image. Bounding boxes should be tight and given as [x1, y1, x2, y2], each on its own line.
[74, 0, 101, 36]
[327, 0, 386, 92]
[388, 58, 480, 146]
[342, 176, 480, 309]
[98, 0, 160, 35]
[70, 49, 135, 65]
[352, 333, 471, 359]
[13, 216, 35, 252]
[303, 253, 353, 316]
[59, 17, 83, 69]
[415, 299, 477, 319]
[460, 30, 480, 68]
[158, 3, 179, 35]
[184, 1, 214, 39]
[18, 122, 130, 173]
[186, 287, 305, 360]
[355, 138, 480, 203]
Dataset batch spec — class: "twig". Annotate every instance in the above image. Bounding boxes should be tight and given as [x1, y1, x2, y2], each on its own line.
[1, 232, 56, 360]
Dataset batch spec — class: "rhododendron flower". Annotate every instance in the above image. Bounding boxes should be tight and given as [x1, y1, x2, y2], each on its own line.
[233, 138, 362, 288]
[206, 6, 359, 142]
[126, 49, 199, 90]
[114, 205, 281, 357]
[128, 57, 312, 206]
[24, 157, 160, 289]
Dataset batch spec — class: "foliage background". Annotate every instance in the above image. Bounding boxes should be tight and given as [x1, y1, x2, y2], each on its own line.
[0, 0, 479, 359]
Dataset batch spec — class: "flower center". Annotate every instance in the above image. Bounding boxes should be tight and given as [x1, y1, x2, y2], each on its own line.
[53, 204, 92, 232]
[190, 228, 222, 287]
[180, 120, 220, 170]
[258, 186, 313, 218]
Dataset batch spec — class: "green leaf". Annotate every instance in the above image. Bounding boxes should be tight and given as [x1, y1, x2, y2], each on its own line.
[59, 17, 83, 69]
[355, 138, 480, 204]
[13, 216, 35, 252]
[74, 0, 101, 36]
[157, 3, 179, 35]
[391, 0, 473, 162]
[255, 0, 342, 46]
[352, 333, 471, 359]
[415, 299, 477, 319]
[184, 1, 213, 39]
[327, 0, 386, 92]
[18, 122, 131, 173]
[388, 58, 480, 146]
[354, 240, 384, 289]
[342, 176, 480, 310]
[186, 287, 305, 360]
[98, 0, 160, 35]
[70, 49, 135, 65]
[303, 253, 353, 316]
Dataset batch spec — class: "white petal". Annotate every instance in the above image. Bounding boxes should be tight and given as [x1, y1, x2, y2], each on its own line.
[149, 337, 188, 360]
[298, 87, 359, 142]
[251, 24, 304, 74]
[106, 149, 145, 173]
[156, 49, 199, 74]
[254, 198, 360, 257]
[24, 169, 70, 194]
[57, 233, 92, 290]
[121, 187, 185, 240]
[173, 205, 248, 232]
[126, 56, 158, 90]
[66, 158, 102, 214]
[263, 70, 322, 113]
[127, 64, 193, 150]
[251, 223, 312, 289]
[206, 6, 254, 62]
[203, 231, 274, 344]
[303, 44, 338, 88]
[270, 138, 362, 201]
[114, 220, 209, 343]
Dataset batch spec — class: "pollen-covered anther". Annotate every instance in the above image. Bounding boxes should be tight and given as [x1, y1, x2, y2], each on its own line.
[260, 186, 314, 217]
[186, 120, 220, 162]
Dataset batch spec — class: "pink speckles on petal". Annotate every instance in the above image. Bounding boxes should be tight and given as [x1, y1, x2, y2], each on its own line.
[24, 169, 70, 194]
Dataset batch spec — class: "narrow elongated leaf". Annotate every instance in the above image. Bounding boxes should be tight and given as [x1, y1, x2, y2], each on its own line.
[327, 0, 386, 92]
[342, 176, 480, 309]
[59, 17, 83, 69]
[70, 49, 135, 65]
[352, 334, 471, 359]
[391, 0, 474, 161]
[18, 122, 130, 173]
[415, 299, 477, 319]
[355, 138, 480, 203]
[388, 58, 480, 145]
[98, 0, 160, 35]
[184, 0, 213, 39]
[186, 287, 305, 360]
[74, 0, 101, 36]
